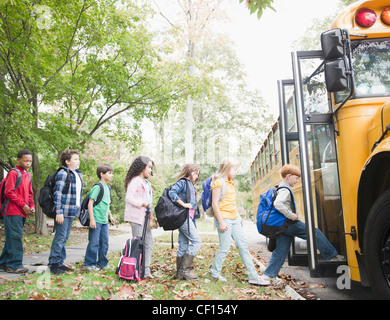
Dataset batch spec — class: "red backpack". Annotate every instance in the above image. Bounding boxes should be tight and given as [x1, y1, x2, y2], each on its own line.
[0, 168, 25, 218]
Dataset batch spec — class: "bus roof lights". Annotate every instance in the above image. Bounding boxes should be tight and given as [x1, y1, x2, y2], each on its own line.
[381, 7, 390, 26]
[355, 8, 377, 28]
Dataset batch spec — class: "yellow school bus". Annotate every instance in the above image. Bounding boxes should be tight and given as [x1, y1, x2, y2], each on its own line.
[251, 0, 390, 298]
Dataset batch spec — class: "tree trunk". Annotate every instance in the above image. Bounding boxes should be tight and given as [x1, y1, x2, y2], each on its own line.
[30, 91, 48, 235]
[185, 94, 194, 163]
[185, 35, 195, 163]
[32, 153, 48, 235]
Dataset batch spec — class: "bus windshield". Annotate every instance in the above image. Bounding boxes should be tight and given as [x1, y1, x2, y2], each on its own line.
[335, 39, 390, 103]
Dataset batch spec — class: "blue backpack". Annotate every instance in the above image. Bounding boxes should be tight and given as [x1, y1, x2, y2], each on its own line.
[201, 176, 227, 215]
[256, 186, 295, 239]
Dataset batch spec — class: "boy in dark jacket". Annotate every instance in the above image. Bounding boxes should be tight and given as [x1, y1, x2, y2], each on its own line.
[0, 149, 35, 273]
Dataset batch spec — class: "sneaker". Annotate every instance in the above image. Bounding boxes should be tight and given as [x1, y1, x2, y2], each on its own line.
[329, 255, 344, 262]
[211, 274, 227, 282]
[6, 267, 29, 274]
[249, 275, 270, 286]
[84, 265, 99, 271]
[49, 264, 65, 275]
[98, 265, 110, 271]
[265, 276, 284, 288]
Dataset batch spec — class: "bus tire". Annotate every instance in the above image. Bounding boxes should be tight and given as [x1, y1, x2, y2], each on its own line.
[363, 189, 390, 299]
[266, 237, 276, 252]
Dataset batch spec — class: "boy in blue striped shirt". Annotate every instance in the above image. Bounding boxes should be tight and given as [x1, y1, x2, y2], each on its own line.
[48, 149, 83, 275]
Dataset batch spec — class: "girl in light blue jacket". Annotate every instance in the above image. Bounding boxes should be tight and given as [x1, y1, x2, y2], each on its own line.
[169, 164, 202, 280]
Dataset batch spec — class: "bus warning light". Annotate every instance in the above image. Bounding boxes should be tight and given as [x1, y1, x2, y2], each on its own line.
[381, 7, 390, 26]
[355, 8, 377, 28]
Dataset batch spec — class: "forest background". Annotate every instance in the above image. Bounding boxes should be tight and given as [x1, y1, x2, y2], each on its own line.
[0, 0, 354, 235]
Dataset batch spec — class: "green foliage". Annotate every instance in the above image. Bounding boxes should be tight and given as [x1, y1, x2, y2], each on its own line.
[239, 0, 276, 19]
[0, 0, 185, 172]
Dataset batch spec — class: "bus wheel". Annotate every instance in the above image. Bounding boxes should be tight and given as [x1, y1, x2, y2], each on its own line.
[266, 237, 276, 252]
[364, 189, 390, 299]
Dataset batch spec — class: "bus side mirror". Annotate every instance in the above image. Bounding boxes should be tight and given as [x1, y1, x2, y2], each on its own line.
[321, 29, 344, 60]
[321, 28, 350, 92]
[324, 59, 349, 92]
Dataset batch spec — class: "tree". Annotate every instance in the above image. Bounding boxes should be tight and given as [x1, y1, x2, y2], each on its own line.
[154, 0, 227, 163]
[0, 0, 184, 234]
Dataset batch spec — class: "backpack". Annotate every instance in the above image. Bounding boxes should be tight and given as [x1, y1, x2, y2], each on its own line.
[79, 182, 111, 227]
[154, 179, 191, 231]
[116, 208, 149, 281]
[38, 168, 71, 219]
[201, 176, 227, 216]
[0, 168, 27, 219]
[256, 186, 295, 239]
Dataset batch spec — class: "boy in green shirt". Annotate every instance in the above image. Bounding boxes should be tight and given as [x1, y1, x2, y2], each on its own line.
[84, 164, 115, 271]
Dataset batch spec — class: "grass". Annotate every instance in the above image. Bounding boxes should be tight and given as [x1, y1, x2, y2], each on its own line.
[0, 219, 292, 300]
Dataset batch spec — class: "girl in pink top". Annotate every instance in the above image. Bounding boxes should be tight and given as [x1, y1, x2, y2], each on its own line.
[124, 156, 154, 278]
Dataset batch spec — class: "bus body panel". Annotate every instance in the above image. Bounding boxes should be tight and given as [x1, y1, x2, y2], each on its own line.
[335, 98, 387, 281]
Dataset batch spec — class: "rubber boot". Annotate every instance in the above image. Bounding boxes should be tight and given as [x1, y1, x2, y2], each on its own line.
[175, 256, 183, 279]
[179, 253, 198, 280]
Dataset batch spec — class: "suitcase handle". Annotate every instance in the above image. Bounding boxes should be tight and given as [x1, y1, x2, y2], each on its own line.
[141, 207, 150, 241]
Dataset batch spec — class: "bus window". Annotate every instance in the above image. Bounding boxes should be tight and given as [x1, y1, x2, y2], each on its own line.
[274, 126, 281, 165]
[265, 141, 269, 174]
[308, 124, 345, 256]
[250, 164, 255, 186]
[300, 58, 331, 114]
[260, 147, 265, 178]
[335, 39, 390, 104]
[285, 91, 297, 132]
[269, 132, 274, 169]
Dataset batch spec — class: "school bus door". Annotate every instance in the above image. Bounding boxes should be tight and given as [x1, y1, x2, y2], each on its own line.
[279, 50, 347, 277]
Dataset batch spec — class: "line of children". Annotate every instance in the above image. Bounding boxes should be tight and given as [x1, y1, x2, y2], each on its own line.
[0, 149, 117, 275]
[0, 150, 339, 290]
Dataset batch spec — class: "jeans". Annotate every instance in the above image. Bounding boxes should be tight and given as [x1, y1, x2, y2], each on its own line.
[211, 217, 258, 280]
[130, 220, 154, 277]
[0, 215, 26, 269]
[177, 217, 202, 257]
[264, 220, 338, 278]
[48, 216, 74, 267]
[84, 223, 109, 268]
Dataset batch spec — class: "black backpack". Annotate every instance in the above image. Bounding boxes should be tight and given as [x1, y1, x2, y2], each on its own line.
[79, 182, 111, 227]
[38, 168, 71, 219]
[155, 178, 190, 231]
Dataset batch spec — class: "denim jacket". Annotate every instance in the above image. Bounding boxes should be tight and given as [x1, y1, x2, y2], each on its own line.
[168, 178, 197, 209]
